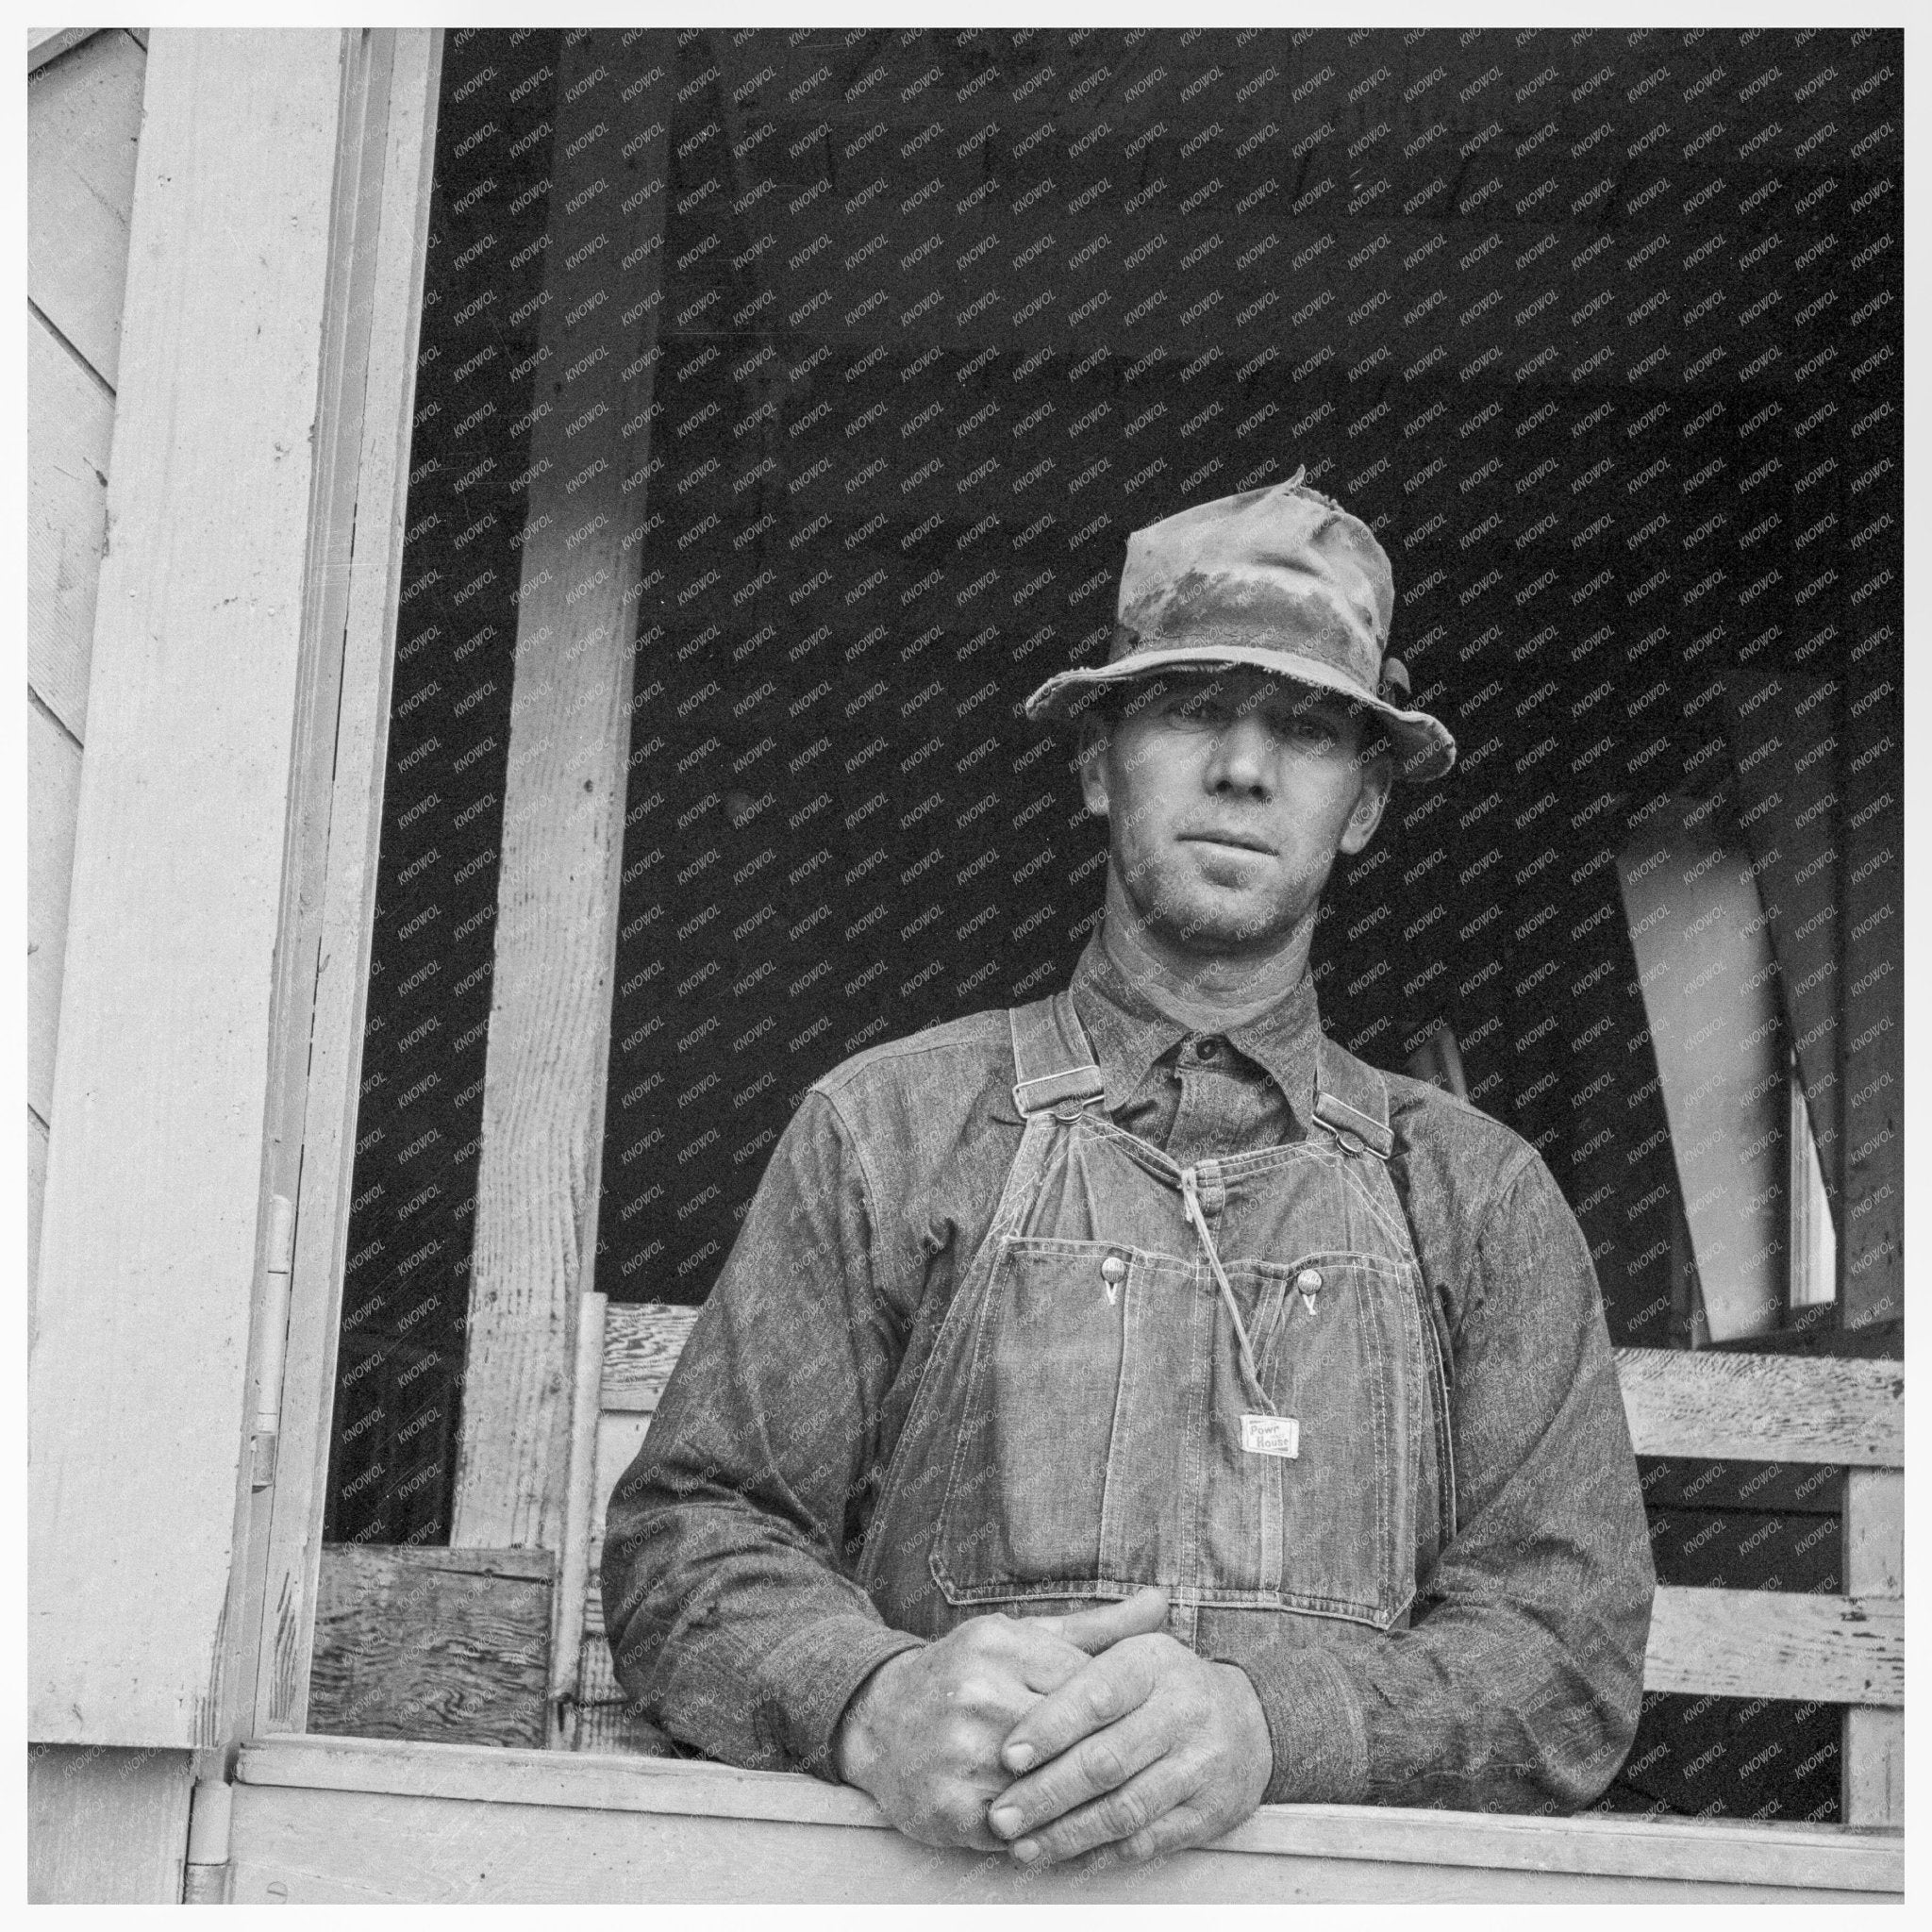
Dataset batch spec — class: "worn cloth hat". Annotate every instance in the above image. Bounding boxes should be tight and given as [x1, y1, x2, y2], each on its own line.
[1024, 468, 1457, 783]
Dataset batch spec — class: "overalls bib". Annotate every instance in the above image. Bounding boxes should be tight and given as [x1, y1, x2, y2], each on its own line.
[859, 992, 1456, 1656]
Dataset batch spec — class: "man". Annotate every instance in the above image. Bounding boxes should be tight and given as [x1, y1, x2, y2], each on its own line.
[604, 471, 1655, 1869]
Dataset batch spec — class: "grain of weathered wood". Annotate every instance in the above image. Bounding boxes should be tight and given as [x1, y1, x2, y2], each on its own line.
[28, 312, 113, 738]
[248, 29, 441, 1743]
[1644, 1584, 1903, 1707]
[451, 37, 674, 1553]
[308, 1546, 555, 1748]
[227, 1736, 1901, 1898]
[1840, 1468, 1904, 1827]
[225, 1787, 1886, 1904]
[27, 27, 359, 1749]
[26, 24, 146, 385]
[601, 1303, 703, 1411]
[27, 1742, 195, 1904]
[1614, 1346, 1903, 1467]
[27, 701, 82, 1124]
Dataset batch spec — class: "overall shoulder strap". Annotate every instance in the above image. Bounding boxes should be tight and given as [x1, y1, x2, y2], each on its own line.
[1008, 991, 1106, 1118]
[1311, 1033, 1395, 1159]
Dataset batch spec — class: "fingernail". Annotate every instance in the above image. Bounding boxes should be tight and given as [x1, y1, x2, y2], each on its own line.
[990, 1806, 1022, 1837]
[1011, 1840, 1041, 1866]
[1005, 1745, 1036, 1773]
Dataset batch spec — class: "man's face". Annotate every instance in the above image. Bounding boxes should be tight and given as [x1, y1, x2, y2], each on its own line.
[1079, 667, 1391, 968]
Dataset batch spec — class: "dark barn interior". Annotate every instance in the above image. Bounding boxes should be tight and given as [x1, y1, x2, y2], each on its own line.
[324, 26, 1901, 1824]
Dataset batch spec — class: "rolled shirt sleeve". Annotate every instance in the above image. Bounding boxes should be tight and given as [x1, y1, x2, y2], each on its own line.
[1227, 1146, 1656, 1811]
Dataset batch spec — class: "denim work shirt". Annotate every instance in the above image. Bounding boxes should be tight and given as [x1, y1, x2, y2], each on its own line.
[604, 935, 1655, 1812]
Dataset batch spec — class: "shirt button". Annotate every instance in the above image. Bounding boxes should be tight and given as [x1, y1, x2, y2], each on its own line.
[1194, 1037, 1222, 1061]
[1101, 1254, 1128, 1287]
[1295, 1267, 1324, 1293]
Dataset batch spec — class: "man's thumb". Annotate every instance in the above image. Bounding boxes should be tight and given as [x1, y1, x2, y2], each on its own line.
[1039, 1585, 1170, 1654]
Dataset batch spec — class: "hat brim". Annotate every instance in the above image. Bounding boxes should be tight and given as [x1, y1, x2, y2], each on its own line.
[1024, 645, 1457, 784]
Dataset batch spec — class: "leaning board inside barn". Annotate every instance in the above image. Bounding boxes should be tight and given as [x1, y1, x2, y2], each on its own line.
[315, 25, 1902, 1836]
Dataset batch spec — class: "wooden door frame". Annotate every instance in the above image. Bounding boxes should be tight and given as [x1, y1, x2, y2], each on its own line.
[27, 26, 443, 1754]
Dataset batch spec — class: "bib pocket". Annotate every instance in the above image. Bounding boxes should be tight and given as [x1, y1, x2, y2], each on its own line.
[1201, 1251, 1420, 1627]
[931, 1236, 1148, 1605]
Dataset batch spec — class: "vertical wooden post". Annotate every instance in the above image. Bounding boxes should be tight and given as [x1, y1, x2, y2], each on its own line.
[449, 32, 673, 1553]
[1840, 1468, 1903, 1826]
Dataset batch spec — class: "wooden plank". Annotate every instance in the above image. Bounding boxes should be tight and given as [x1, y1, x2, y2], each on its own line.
[204, 25, 402, 1754]
[1616, 800, 1785, 1341]
[308, 1546, 555, 1748]
[1841, 1469, 1904, 1827]
[224, 1785, 1890, 1903]
[28, 28, 109, 73]
[450, 36, 675, 1553]
[229, 1736, 1902, 1897]
[601, 1302, 701, 1411]
[1643, 1585, 1902, 1707]
[26, 22, 145, 384]
[552, 1291, 608, 1745]
[27, 309, 113, 738]
[27, 27, 355, 1749]
[1613, 1347, 1903, 1467]
[27, 700, 82, 1123]
[27, 1742, 194, 1903]
[247, 27, 441, 1741]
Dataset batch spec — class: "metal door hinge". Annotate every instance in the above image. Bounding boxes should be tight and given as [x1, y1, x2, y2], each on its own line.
[249, 1194, 297, 1491]
[182, 1777, 233, 1904]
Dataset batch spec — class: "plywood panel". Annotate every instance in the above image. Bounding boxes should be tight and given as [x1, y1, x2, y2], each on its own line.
[27, 702, 82, 1121]
[26, 24, 146, 385]
[1644, 1585, 1903, 1707]
[228, 1736, 1901, 1900]
[1613, 1347, 1903, 1467]
[28, 29, 355, 1748]
[308, 1545, 554, 1748]
[27, 313, 113, 739]
[27, 1742, 193, 1904]
[1840, 1468, 1904, 1827]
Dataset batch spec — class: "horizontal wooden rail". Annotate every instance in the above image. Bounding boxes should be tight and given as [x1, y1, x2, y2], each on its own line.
[1613, 1346, 1903, 1467]
[605, 1318, 1907, 1473]
[229, 1734, 1901, 1900]
[1646, 1585, 1903, 1706]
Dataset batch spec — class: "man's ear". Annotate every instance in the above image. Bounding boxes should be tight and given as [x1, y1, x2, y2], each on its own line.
[1076, 715, 1111, 819]
[1337, 749, 1393, 857]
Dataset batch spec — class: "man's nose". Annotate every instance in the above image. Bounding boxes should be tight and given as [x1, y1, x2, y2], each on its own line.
[1203, 713, 1274, 795]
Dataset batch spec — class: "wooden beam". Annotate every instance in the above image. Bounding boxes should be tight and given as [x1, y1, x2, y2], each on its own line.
[450, 33, 675, 1553]
[227, 1735, 1902, 1900]
[1840, 1469, 1904, 1826]
[308, 1546, 554, 1748]
[1613, 1346, 1903, 1467]
[1643, 1585, 1903, 1707]
[247, 26, 442, 1740]
[26, 27, 359, 1749]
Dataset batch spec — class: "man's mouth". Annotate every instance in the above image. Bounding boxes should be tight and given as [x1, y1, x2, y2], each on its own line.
[1180, 830, 1275, 856]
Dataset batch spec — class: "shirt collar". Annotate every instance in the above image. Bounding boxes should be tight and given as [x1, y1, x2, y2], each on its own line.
[1068, 930, 1324, 1131]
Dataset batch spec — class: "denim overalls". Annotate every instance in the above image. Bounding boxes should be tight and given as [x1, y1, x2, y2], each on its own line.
[859, 992, 1457, 1663]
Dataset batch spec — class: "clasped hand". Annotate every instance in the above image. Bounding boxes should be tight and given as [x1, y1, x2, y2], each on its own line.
[832, 1586, 1272, 1870]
